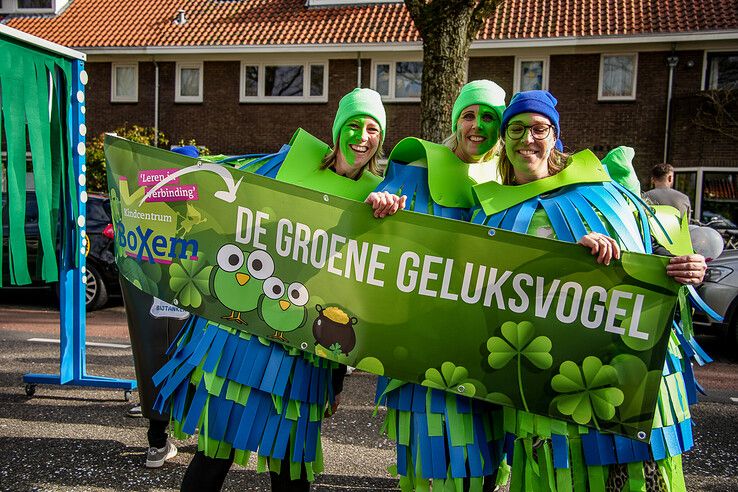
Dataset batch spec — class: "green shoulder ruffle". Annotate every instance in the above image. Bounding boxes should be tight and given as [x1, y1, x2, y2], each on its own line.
[276, 128, 381, 201]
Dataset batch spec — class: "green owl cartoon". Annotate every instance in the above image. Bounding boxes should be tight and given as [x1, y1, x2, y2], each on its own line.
[258, 277, 309, 342]
[212, 244, 274, 324]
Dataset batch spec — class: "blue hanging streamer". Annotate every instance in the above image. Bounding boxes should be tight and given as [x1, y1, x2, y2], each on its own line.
[273, 352, 296, 398]
[182, 378, 210, 435]
[500, 202, 526, 232]
[539, 198, 575, 242]
[687, 285, 724, 322]
[292, 402, 310, 462]
[305, 421, 320, 462]
[605, 182, 652, 253]
[551, 433, 569, 468]
[565, 191, 610, 236]
[415, 413, 434, 479]
[245, 395, 273, 451]
[510, 198, 540, 235]
[430, 389, 445, 414]
[246, 340, 273, 388]
[216, 332, 240, 379]
[445, 411, 467, 478]
[203, 328, 229, 373]
[224, 402, 245, 444]
[577, 186, 643, 252]
[259, 413, 283, 458]
[553, 194, 589, 240]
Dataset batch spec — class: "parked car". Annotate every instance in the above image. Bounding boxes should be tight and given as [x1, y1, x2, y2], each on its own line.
[1, 193, 119, 310]
[694, 249, 738, 352]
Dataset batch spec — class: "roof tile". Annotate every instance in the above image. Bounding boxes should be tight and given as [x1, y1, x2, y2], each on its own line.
[2, 0, 737, 49]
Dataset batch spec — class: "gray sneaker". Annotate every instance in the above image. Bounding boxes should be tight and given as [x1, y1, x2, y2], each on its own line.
[145, 440, 177, 468]
[126, 405, 143, 418]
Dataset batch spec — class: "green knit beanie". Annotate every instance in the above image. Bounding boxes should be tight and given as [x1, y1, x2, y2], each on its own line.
[451, 80, 507, 132]
[332, 88, 387, 145]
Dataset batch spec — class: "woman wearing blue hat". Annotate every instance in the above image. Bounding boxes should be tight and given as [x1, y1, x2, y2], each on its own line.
[154, 88, 399, 492]
[471, 90, 707, 491]
[373, 79, 509, 492]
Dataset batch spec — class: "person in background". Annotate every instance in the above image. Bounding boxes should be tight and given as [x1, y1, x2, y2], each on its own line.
[118, 144, 198, 469]
[644, 162, 692, 219]
[153, 88, 401, 492]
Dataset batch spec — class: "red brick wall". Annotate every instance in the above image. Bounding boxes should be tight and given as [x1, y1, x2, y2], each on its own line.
[84, 50, 738, 178]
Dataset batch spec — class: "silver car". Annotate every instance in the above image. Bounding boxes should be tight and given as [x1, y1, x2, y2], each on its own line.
[695, 249, 738, 351]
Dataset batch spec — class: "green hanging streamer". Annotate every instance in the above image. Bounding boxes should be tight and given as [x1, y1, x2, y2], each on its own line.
[626, 461, 646, 492]
[25, 57, 57, 282]
[1, 59, 31, 285]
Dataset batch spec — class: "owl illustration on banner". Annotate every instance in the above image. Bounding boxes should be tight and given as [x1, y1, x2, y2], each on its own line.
[258, 277, 309, 342]
[212, 244, 274, 324]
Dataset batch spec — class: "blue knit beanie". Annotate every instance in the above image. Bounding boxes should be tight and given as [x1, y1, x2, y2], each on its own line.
[171, 145, 199, 158]
[501, 90, 560, 139]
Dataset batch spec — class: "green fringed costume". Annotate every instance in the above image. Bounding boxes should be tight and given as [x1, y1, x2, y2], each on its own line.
[153, 129, 381, 481]
[373, 137, 508, 492]
[470, 149, 708, 492]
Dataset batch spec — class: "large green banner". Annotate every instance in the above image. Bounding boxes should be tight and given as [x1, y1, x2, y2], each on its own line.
[105, 135, 679, 441]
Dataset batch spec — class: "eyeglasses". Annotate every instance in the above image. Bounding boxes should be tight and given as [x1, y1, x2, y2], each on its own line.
[506, 123, 553, 140]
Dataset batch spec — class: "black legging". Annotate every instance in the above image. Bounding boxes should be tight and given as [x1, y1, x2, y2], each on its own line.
[180, 450, 310, 492]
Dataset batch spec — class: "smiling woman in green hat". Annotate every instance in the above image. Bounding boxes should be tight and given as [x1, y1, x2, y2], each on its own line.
[153, 88, 400, 492]
[372, 79, 509, 492]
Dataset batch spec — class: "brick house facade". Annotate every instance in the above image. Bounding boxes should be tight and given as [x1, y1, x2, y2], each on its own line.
[84, 48, 734, 169]
[4, 0, 738, 219]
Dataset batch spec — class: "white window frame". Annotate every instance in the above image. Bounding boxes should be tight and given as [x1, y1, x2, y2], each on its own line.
[0, 0, 61, 14]
[513, 56, 549, 93]
[239, 61, 328, 103]
[175, 61, 204, 103]
[598, 53, 638, 101]
[371, 60, 423, 102]
[702, 50, 738, 90]
[110, 62, 138, 103]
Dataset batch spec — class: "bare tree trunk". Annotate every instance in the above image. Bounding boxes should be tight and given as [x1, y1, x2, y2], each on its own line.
[405, 0, 502, 142]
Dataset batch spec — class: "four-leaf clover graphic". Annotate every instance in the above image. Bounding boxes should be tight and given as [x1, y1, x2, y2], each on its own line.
[551, 356, 625, 429]
[169, 259, 213, 308]
[487, 321, 552, 411]
[422, 361, 477, 397]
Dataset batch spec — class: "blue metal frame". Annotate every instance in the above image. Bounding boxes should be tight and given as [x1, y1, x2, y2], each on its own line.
[22, 57, 136, 393]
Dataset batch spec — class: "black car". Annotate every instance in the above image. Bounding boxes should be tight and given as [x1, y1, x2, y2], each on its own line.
[1, 193, 119, 310]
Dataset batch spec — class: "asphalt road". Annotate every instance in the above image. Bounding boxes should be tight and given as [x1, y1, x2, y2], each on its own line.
[0, 288, 736, 491]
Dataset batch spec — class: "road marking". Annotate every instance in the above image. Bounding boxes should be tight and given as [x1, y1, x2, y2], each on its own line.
[27, 337, 130, 349]
[731, 397, 738, 403]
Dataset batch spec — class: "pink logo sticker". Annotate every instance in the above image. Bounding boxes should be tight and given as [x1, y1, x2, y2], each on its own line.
[138, 169, 181, 187]
[145, 185, 199, 202]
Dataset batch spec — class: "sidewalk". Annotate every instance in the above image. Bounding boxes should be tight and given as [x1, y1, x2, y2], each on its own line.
[0, 308, 397, 491]
[0, 299, 736, 491]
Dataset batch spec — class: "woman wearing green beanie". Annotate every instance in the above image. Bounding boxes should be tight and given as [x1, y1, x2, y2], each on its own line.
[156, 88, 399, 492]
[373, 79, 508, 491]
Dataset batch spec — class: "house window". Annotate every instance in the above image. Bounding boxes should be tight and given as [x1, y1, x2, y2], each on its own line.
[599, 54, 637, 101]
[372, 61, 423, 100]
[111, 63, 138, 103]
[18, 0, 52, 7]
[514, 57, 549, 93]
[176, 62, 203, 103]
[0, 0, 57, 11]
[240, 62, 327, 102]
[705, 52, 738, 90]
